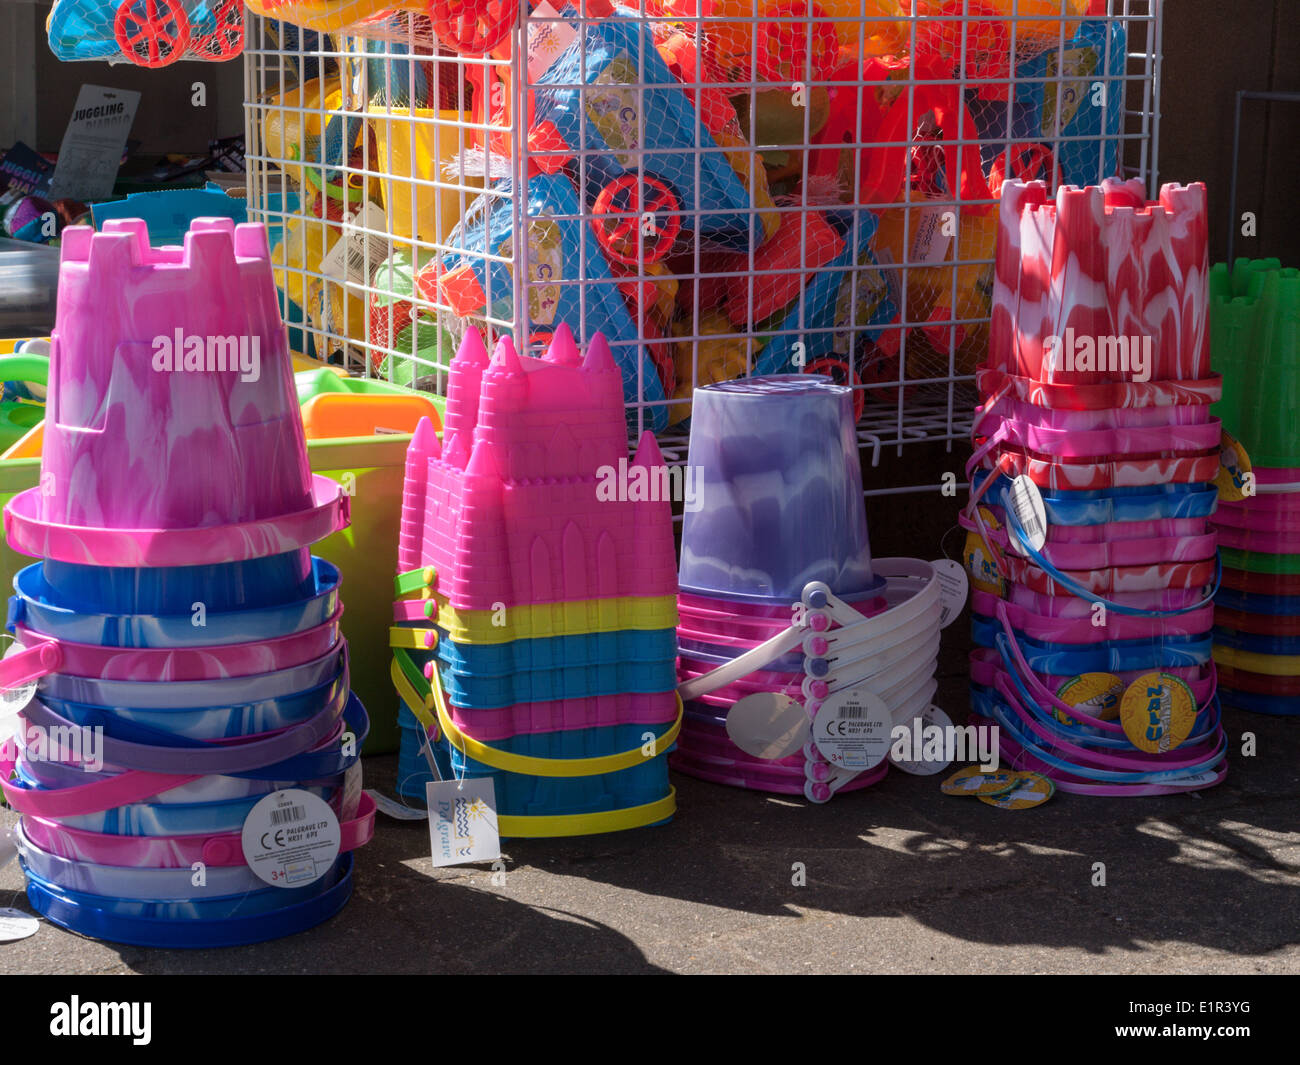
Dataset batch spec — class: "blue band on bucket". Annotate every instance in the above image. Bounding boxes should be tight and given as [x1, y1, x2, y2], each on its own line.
[23, 854, 353, 948]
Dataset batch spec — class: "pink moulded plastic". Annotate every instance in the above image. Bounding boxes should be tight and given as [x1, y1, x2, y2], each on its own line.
[14, 219, 338, 541]
[18, 792, 375, 869]
[397, 328, 678, 613]
[974, 393, 1212, 433]
[999, 555, 1218, 597]
[975, 365, 1222, 413]
[990, 177, 1210, 385]
[973, 412, 1221, 460]
[977, 505, 1208, 545]
[987, 444, 1221, 492]
[443, 691, 680, 743]
[1212, 499, 1300, 533]
[968, 647, 1216, 705]
[9, 610, 341, 683]
[1212, 524, 1300, 555]
[970, 590, 1214, 643]
[1002, 581, 1207, 617]
[1214, 496, 1300, 525]
[958, 508, 1217, 570]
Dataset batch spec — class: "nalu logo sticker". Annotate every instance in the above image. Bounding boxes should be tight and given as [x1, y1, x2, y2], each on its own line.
[940, 765, 1019, 797]
[978, 772, 1055, 810]
[1055, 672, 1124, 725]
[1119, 672, 1197, 754]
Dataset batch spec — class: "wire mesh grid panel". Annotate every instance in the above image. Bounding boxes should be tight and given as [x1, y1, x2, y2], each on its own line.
[242, 1, 1162, 492]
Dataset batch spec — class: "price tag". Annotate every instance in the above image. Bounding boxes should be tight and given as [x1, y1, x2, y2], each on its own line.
[0, 908, 39, 943]
[427, 778, 500, 867]
[726, 693, 810, 760]
[930, 558, 969, 628]
[241, 789, 341, 889]
[889, 704, 956, 776]
[811, 689, 891, 771]
[1006, 474, 1047, 554]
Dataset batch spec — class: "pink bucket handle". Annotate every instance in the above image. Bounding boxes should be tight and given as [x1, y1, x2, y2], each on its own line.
[992, 599, 1220, 730]
[0, 742, 198, 819]
[0, 640, 63, 693]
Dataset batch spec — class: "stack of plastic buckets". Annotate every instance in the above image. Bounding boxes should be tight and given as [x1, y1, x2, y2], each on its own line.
[671, 375, 946, 800]
[389, 326, 681, 837]
[1209, 259, 1300, 716]
[0, 218, 374, 946]
[964, 177, 1228, 795]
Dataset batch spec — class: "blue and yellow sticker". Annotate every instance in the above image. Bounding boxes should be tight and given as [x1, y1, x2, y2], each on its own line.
[978, 772, 1055, 810]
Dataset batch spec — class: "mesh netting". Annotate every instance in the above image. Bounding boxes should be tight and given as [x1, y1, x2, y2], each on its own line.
[48, 0, 244, 66]
[247, 1, 1132, 429]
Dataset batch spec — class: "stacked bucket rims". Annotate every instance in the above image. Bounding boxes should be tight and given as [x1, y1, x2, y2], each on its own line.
[389, 326, 681, 837]
[1209, 259, 1300, 715]
[0, 218, 373, 947]
[964, 177, 1228, 796]
[671, 375, 948, 800]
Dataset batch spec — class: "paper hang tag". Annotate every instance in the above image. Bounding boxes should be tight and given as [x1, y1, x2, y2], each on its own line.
[48, 85, 141, 202]
[978, 772, 1055, 810]
[527, 2, 579, 83]
[1005, 474, 1047, 555]
[726, 692, 810, 760]
[888, 704, 956, 776]
[427, 778, 501, 867]
[365, 788, 430, 822]
[341, 759, 363, 822]
[240, 789, 341, 889]
[0, 907, 39, 943]
[811, 688, 891, 771]
[940, 765, 1020, 797]
[930, 559, 969, 629]
[319, 200, 390, 289]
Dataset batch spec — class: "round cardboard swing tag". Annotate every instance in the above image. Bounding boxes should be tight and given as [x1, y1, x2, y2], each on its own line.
[1006, 474, 1047, 555]
[1055, 672, 1124, 725]
[889, 704, 956, 775]
[940, 765, 1019, 796]
[811, 688, 891, 771]
[0, 907, 39, 943]
[726, 692, 811, 761]
[978, 772, 1055, 810]
[241, 789, 341, 889]
[1119, 672, 1197, 754]
[930, 559, 969, 629]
